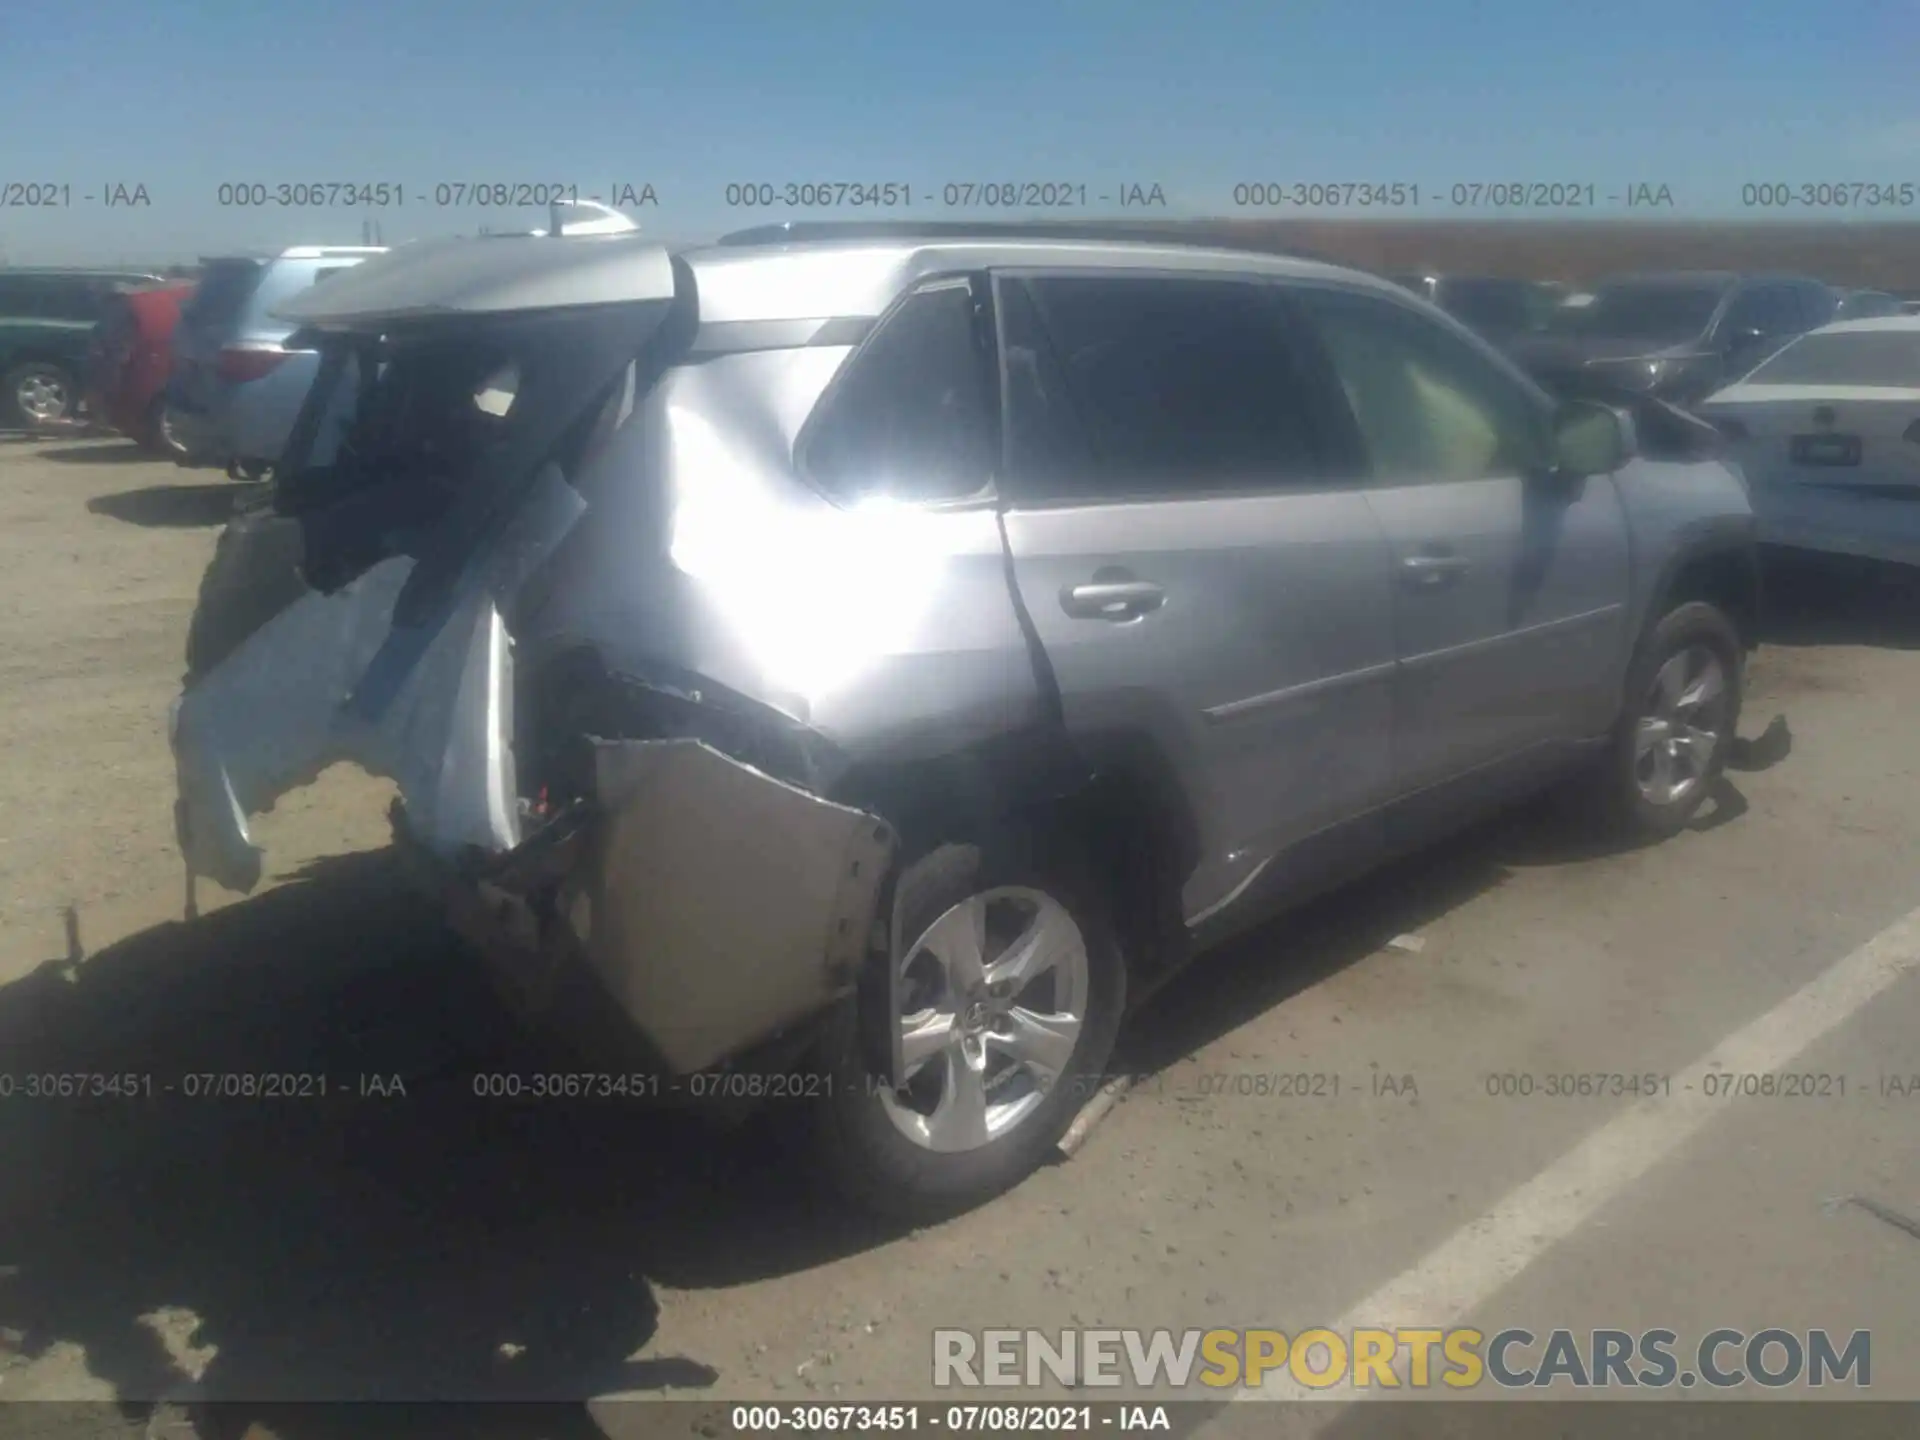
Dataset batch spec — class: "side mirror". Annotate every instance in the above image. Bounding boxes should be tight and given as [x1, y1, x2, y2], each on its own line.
[1549, 399, 1636, 478]
[1730, 325, 1767, 347]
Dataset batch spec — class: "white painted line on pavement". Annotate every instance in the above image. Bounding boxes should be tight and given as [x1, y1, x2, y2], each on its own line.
[1239, 899, 1920, 1402]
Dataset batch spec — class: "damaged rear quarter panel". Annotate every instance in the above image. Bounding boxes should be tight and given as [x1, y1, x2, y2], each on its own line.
[573, 739, 896, 1075]
[519, 346, 1053, 771]
[178, 251, 1054, 1078]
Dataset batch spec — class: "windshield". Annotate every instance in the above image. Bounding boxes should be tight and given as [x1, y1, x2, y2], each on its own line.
[1549, 282, 1727, 340]
[1744, 328, 1920, 387]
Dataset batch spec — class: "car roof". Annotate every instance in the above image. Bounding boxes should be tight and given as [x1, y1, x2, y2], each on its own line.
[683, 232, 1389, 324]
[1595, 270, 1822, 289]
[276, 225, 1400, 330]
[712, 219, 1339, 263]
[1809, 315, 1920, 334]
[1393, 273, 1532, 285]
[0, 267, 164, 280]
[197, 246, 386, 266]
[275, 231, 676, 326]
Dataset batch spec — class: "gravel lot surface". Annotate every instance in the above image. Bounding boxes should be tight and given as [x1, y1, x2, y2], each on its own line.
[2, 437, 1917, 1439]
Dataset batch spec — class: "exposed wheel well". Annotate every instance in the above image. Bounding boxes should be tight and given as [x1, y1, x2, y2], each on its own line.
[1657, 545, 1761, 653]
[837, 736, 1197, 1000]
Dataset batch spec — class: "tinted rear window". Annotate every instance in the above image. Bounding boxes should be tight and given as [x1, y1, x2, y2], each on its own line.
[182, 262, 264, 330]
[802, 280, 997, 504]
[1006, 274, 1326, 498]
[1744, 329, 1920, 387]
[0, 275, 110, 321]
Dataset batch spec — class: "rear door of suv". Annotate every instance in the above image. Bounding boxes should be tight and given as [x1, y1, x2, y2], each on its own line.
[170, 258, 266, 418]
[1284, 281, 1631, 837]
[993, 268, 1398, 934]
[228, 256, 373, 465]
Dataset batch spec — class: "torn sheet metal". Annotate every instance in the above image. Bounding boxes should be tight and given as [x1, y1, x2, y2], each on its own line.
[571, 738, 896, 1075]
[171, 465, 585, 894]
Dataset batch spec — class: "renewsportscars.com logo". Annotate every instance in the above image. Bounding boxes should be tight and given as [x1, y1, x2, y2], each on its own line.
[932, 1327, 1872, 1392]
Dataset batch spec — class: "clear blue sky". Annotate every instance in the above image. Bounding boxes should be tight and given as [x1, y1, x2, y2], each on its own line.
[2, 0, 1916, 263]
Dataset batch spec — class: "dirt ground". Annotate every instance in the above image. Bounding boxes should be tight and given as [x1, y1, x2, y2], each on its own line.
[2, 437, 1919, 1440]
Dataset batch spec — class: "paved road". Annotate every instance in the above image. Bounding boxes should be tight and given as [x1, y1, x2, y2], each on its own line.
[1, 439, 1916, 1439]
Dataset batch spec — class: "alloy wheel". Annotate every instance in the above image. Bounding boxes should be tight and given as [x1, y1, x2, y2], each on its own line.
[1634, 644, 1730, 807]
[14, 368, 71, 423]
[879, 886, 1090, 1153]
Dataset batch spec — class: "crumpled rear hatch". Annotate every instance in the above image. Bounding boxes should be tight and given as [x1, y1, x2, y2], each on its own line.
[171, 232, 684, 893]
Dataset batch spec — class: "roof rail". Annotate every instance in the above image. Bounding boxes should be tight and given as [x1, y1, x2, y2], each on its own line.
[278, 245, 389, 260]
[712, 219, 1340, 264]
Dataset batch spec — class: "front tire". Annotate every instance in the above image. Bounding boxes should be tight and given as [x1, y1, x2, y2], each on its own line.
[4, 360, 79, 427]
[1600, 601, 1744, 837]
[809, 830, 1126, 1222]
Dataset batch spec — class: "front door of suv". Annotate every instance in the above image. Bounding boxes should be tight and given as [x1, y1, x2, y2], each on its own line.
[1286, 283, 1631, 837]
[992, 270, 1397, 932]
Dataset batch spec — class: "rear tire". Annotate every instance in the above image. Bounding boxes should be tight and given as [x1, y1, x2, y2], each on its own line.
[808, 828, 1127, 1222]
[137, 394, 182, 455]
[1595, 601, 1744, 838]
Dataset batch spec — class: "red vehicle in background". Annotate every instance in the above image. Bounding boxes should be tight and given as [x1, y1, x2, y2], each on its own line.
[86, 280, 195, 452]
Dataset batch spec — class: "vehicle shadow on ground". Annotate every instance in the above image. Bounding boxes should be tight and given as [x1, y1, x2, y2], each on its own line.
[1116, 770, 1753, 1080]
[36, 442, 163, 466]
[0, 848, 884, 1437]
[87, 484, 240, 528]
[1758, 549, 1920, 650]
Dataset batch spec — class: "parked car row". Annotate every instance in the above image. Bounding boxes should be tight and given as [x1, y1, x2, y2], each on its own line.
[164, 246, 388, 479]
[0, 268, 167, 429]
[86, 279, 195, 452]
[4, 203, 651, 472]
[1395, 269, 1920, 570]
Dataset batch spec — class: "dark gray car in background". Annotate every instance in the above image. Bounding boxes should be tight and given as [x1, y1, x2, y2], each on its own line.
[1512, 271, 1838, 406]
[1388, 273, 1556, 351]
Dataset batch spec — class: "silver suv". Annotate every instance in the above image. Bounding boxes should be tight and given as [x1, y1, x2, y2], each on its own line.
[171, 222, 1758, 1218]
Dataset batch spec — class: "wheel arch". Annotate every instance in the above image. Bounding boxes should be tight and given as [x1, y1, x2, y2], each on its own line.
[1644, 535, 1761, 656]
[830, 725, 1201, 1020]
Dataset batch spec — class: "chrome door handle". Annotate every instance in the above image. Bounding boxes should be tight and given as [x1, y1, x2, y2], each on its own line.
[1401, 553, 1470, 587]
[1061, 580, 1165, 621]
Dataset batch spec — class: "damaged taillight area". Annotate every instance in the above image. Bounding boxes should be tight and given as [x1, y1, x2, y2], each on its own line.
[489, 738, 895, 1076]
[436, 651, 898, 1076]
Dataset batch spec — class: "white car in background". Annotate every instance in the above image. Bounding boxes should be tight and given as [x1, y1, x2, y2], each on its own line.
[1697, 316, 1920, 568]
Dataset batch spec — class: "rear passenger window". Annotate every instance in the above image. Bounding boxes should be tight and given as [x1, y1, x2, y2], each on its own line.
[1293, 286, 1549, 482]
[802, 279, 997, 504]
[1006, 275, 1324, 500]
